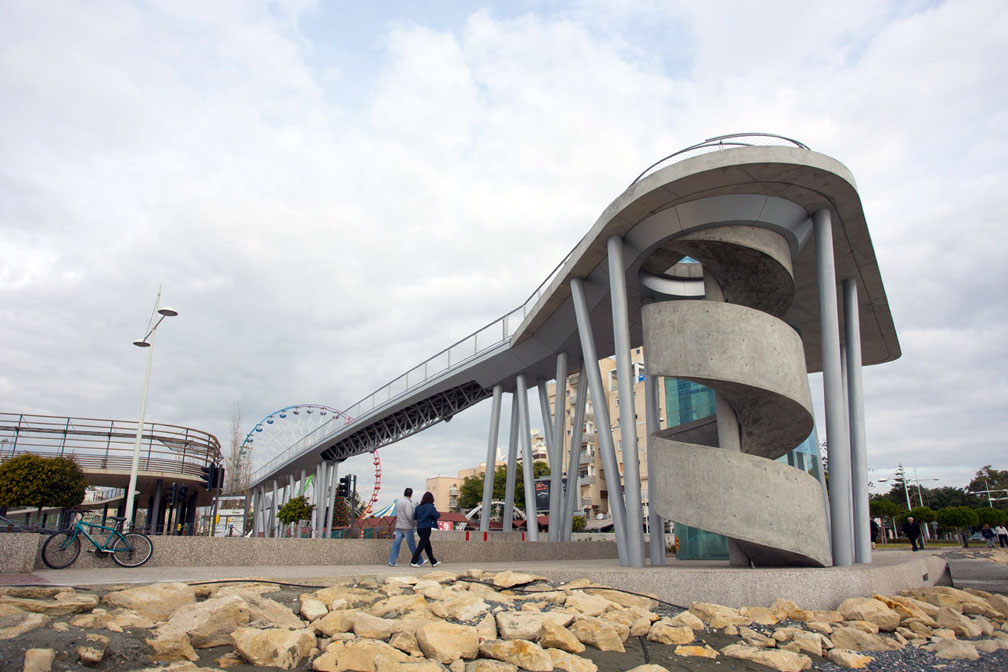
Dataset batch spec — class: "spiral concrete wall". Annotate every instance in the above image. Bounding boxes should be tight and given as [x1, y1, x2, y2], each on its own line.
[642, 224, 832, 567]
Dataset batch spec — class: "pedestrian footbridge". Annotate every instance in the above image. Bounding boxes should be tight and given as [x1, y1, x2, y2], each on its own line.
[248, 133, 900, 569]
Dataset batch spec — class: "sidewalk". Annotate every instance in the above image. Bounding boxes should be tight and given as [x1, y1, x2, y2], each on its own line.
[2, 549, 949, 610]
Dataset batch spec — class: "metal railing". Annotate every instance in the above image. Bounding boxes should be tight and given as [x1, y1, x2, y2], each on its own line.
[251, 247, 577, 483]
[629, 133, 809, 187]
[0, 413, 221, 480]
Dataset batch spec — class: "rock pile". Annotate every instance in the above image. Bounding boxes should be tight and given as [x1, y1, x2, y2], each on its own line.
[1, 572, 1007, 671]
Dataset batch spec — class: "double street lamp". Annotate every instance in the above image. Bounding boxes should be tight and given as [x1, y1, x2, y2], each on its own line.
[125, 288, 178, 530]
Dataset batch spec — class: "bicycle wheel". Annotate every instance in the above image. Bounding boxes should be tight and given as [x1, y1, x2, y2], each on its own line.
[110, 532, 153, 567]
[41, 531, 81, 569]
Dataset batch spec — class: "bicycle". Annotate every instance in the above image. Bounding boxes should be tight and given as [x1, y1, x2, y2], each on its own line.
[41, 512, 153, 569]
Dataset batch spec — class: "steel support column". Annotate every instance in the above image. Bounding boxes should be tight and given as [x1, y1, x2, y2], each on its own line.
[503, 394, 519, 533]
[562, 368, 588, 541]
[537, 381, 554, 458]
[549, 353, 568, 541]
[516, 374, 538, 541]
[607, 235, 645, 566]
[844, 278, 871, 564]
[644, 371, 666, 565]
[815, 209, 853, 567]
[481, 385, 503, 533]
[571, 277, 629, 564]
[271, 479, 279, 538]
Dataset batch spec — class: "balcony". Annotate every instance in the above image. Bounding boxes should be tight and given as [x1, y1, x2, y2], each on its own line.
[580, 497, 592, 507]
[578, 452, 594, 465]
[579, 475, 596, 485]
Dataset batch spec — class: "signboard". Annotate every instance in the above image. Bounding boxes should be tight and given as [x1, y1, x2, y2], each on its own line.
[534, 477, 568, 514]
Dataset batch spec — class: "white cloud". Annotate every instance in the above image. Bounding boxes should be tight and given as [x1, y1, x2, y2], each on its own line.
[1, 0, 1006, 506]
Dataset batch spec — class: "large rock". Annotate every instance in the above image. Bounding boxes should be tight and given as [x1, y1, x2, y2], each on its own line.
[442, 595, 491, 622]
[739, 606, 778, 625]
[674, 644, 718, 658]
[546, 647, 597, 672]
[539, 620, 585, 653]
[0, 591, 99, 616]
[464, 660, 517, 672]
[931, 639, 980, 660]
[313, 639, 411, 672]
[935, 608, 983, 638]
[568, 617, 624, 652]
[496, 611, 574, 640]
[836, 598, 901, 631]
[23, 648, 56, 672]
[231, 626, 315, 670]
[371, 595, 430, 618]
[353, 612, 398, 639]
[738, 626, 775, 648]
[221, 589, 303, 629]
[313, 586, 383, 608]
[829, 626, 898, 652]
[664, 611, 705, 631]
[479, 639, 553, 671]
[161, 595, 250, 648]
[647, 623, 693, 646]
[103, 583, 196, 622]
[146, 630, 199, 662]
[721, 643, 811, 672]
[476, 614, 497, 642]
[826, 649, 873, 669]
[70, 607, 155, 631]
[390, 631, 421, 655]
[769, 599, 806, 622]
[77, 633, 109, 665]
[0, 610, 46, 640]
[688, 603, 751, 629]
[416, 621, 480, 663]
[583, 588, 656, 610]
[492, 571, 545, 589]
[313, 609, 358, 636]
[374, 656, 446, 672]
[986, 593, 1008, 619]
[301, 597, 330, 622]
[871, 595, 937, 626]
[564, 592, 615, 617]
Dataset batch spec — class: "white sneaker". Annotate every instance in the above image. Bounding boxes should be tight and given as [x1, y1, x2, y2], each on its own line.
[432, 560, 441, 567]
[418, 559, 427, 566]
[388, 563, 396, 567]
[409, 562, 421, 568]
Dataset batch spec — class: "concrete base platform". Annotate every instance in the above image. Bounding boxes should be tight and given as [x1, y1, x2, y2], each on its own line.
[7, 547, 949, 611]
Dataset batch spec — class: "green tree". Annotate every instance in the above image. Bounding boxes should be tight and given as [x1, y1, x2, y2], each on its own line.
[456, 462, 550, 518]
[936, 506, 978, 540]
[968, 465, 1008, 509]
[0, 454, 87, 512]
[277, 495, 314, 526]
[907, 506, 936, 524]
[927, 486, 983, 510]
[572, 515, 586, 532]
[975, 507, 1008, 527]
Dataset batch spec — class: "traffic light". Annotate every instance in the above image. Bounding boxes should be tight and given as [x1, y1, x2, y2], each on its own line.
[199, 464, 216, 490]
[214, 466, 226, 490]
[337, 474, 352, 498]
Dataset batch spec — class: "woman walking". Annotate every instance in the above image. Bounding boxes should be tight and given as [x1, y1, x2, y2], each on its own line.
[410, 492, 441, 568]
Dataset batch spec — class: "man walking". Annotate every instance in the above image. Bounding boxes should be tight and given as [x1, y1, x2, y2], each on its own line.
[388, 488, 423, 567]
[901, 516, 922, 552]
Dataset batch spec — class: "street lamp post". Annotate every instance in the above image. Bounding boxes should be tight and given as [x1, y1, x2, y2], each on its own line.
[125, 288, 178, 531]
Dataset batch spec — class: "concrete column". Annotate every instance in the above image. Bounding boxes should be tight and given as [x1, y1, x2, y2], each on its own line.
[814, 208, 853, 567]
[149, 479, 163, 535]
[537, 380, 554, 458]
[571, 276, 629, 565]
[516, 374, 539, 541]
[481, 385, 503, 533]
[549, 353, 568, 541]
[288, 474, 296, 537]
[644, 371, 666, 565]
[313, 463, 323, 538]
[251, 487, 259, 536]
[844, 278, 871, 563]
[271, 479, 279, 538]
[324, 462, 338, 538]
[503, 393, 519, 532]
[562, 370, 588, 541]
[608, 236, 645, 566]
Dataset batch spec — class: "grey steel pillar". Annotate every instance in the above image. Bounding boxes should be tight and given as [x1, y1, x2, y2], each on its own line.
[481, 385, 504, 533]
[288, 474, 296, 537]
[644, 371, 666, 565]
[814, 209, 853, 567]
[516, 374, 538, 541]
[571, 276, 629, 565]
[549, 353, 568, 541]
[251, 488, 260, 536]
[844, 278, 871, 563]
[313, 463, 324, 538]
[608, 235, 646, 566]
[322, 462, 333, 538]
[537, 381, 554, 457]
[562, 369, 587, 540]
[503, 394, 519, 532]
[271, 479, 279, 538]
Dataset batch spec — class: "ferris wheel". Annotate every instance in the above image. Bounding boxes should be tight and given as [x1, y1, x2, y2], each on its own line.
[240, 404, 382, 517]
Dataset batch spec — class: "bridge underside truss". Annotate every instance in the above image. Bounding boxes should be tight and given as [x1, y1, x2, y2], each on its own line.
[320, 381, 491, 462]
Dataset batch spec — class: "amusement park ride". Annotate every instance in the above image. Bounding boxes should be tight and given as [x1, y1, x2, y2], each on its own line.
[239, 404, 382, 519]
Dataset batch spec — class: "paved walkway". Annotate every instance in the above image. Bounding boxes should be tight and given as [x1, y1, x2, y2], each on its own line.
[1, 549, 954, 610]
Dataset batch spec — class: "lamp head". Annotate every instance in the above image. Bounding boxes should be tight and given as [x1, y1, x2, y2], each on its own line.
[157, 306, 179, 317]
[132, 339, 151, 348]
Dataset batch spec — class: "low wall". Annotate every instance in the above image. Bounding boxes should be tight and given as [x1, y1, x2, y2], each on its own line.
[0, 533, 621, 573]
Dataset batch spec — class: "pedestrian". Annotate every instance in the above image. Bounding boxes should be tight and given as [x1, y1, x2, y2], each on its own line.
[409, 491, 441, 568]
[388, 488, 422, 567]
[981, 524, 996, 549]
[996, 524, 1008, 548]
[901, 516, 922, 552]
[870, 518, 880, 550]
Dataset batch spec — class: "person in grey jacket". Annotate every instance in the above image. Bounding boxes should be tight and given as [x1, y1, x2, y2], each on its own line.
[409, 491, 441, 567]
[387, 488, 422, 567]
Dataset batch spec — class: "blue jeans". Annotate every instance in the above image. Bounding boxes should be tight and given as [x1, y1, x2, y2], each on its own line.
[388, 529, 417, 565]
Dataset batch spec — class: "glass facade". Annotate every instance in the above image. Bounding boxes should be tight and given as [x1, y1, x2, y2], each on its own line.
[662, 377, 821, 560]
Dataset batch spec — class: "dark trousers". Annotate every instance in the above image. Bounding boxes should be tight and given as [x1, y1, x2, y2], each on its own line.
[410, 527, 436, 564]
[999, 534, 1007, 548]
[909, 535, 919, 551]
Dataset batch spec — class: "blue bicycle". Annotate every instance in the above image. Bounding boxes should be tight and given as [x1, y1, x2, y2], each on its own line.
[41, 513, 153, 569]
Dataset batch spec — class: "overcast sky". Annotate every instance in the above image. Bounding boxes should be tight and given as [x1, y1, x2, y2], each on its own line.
[2, 1, 1005, 510]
